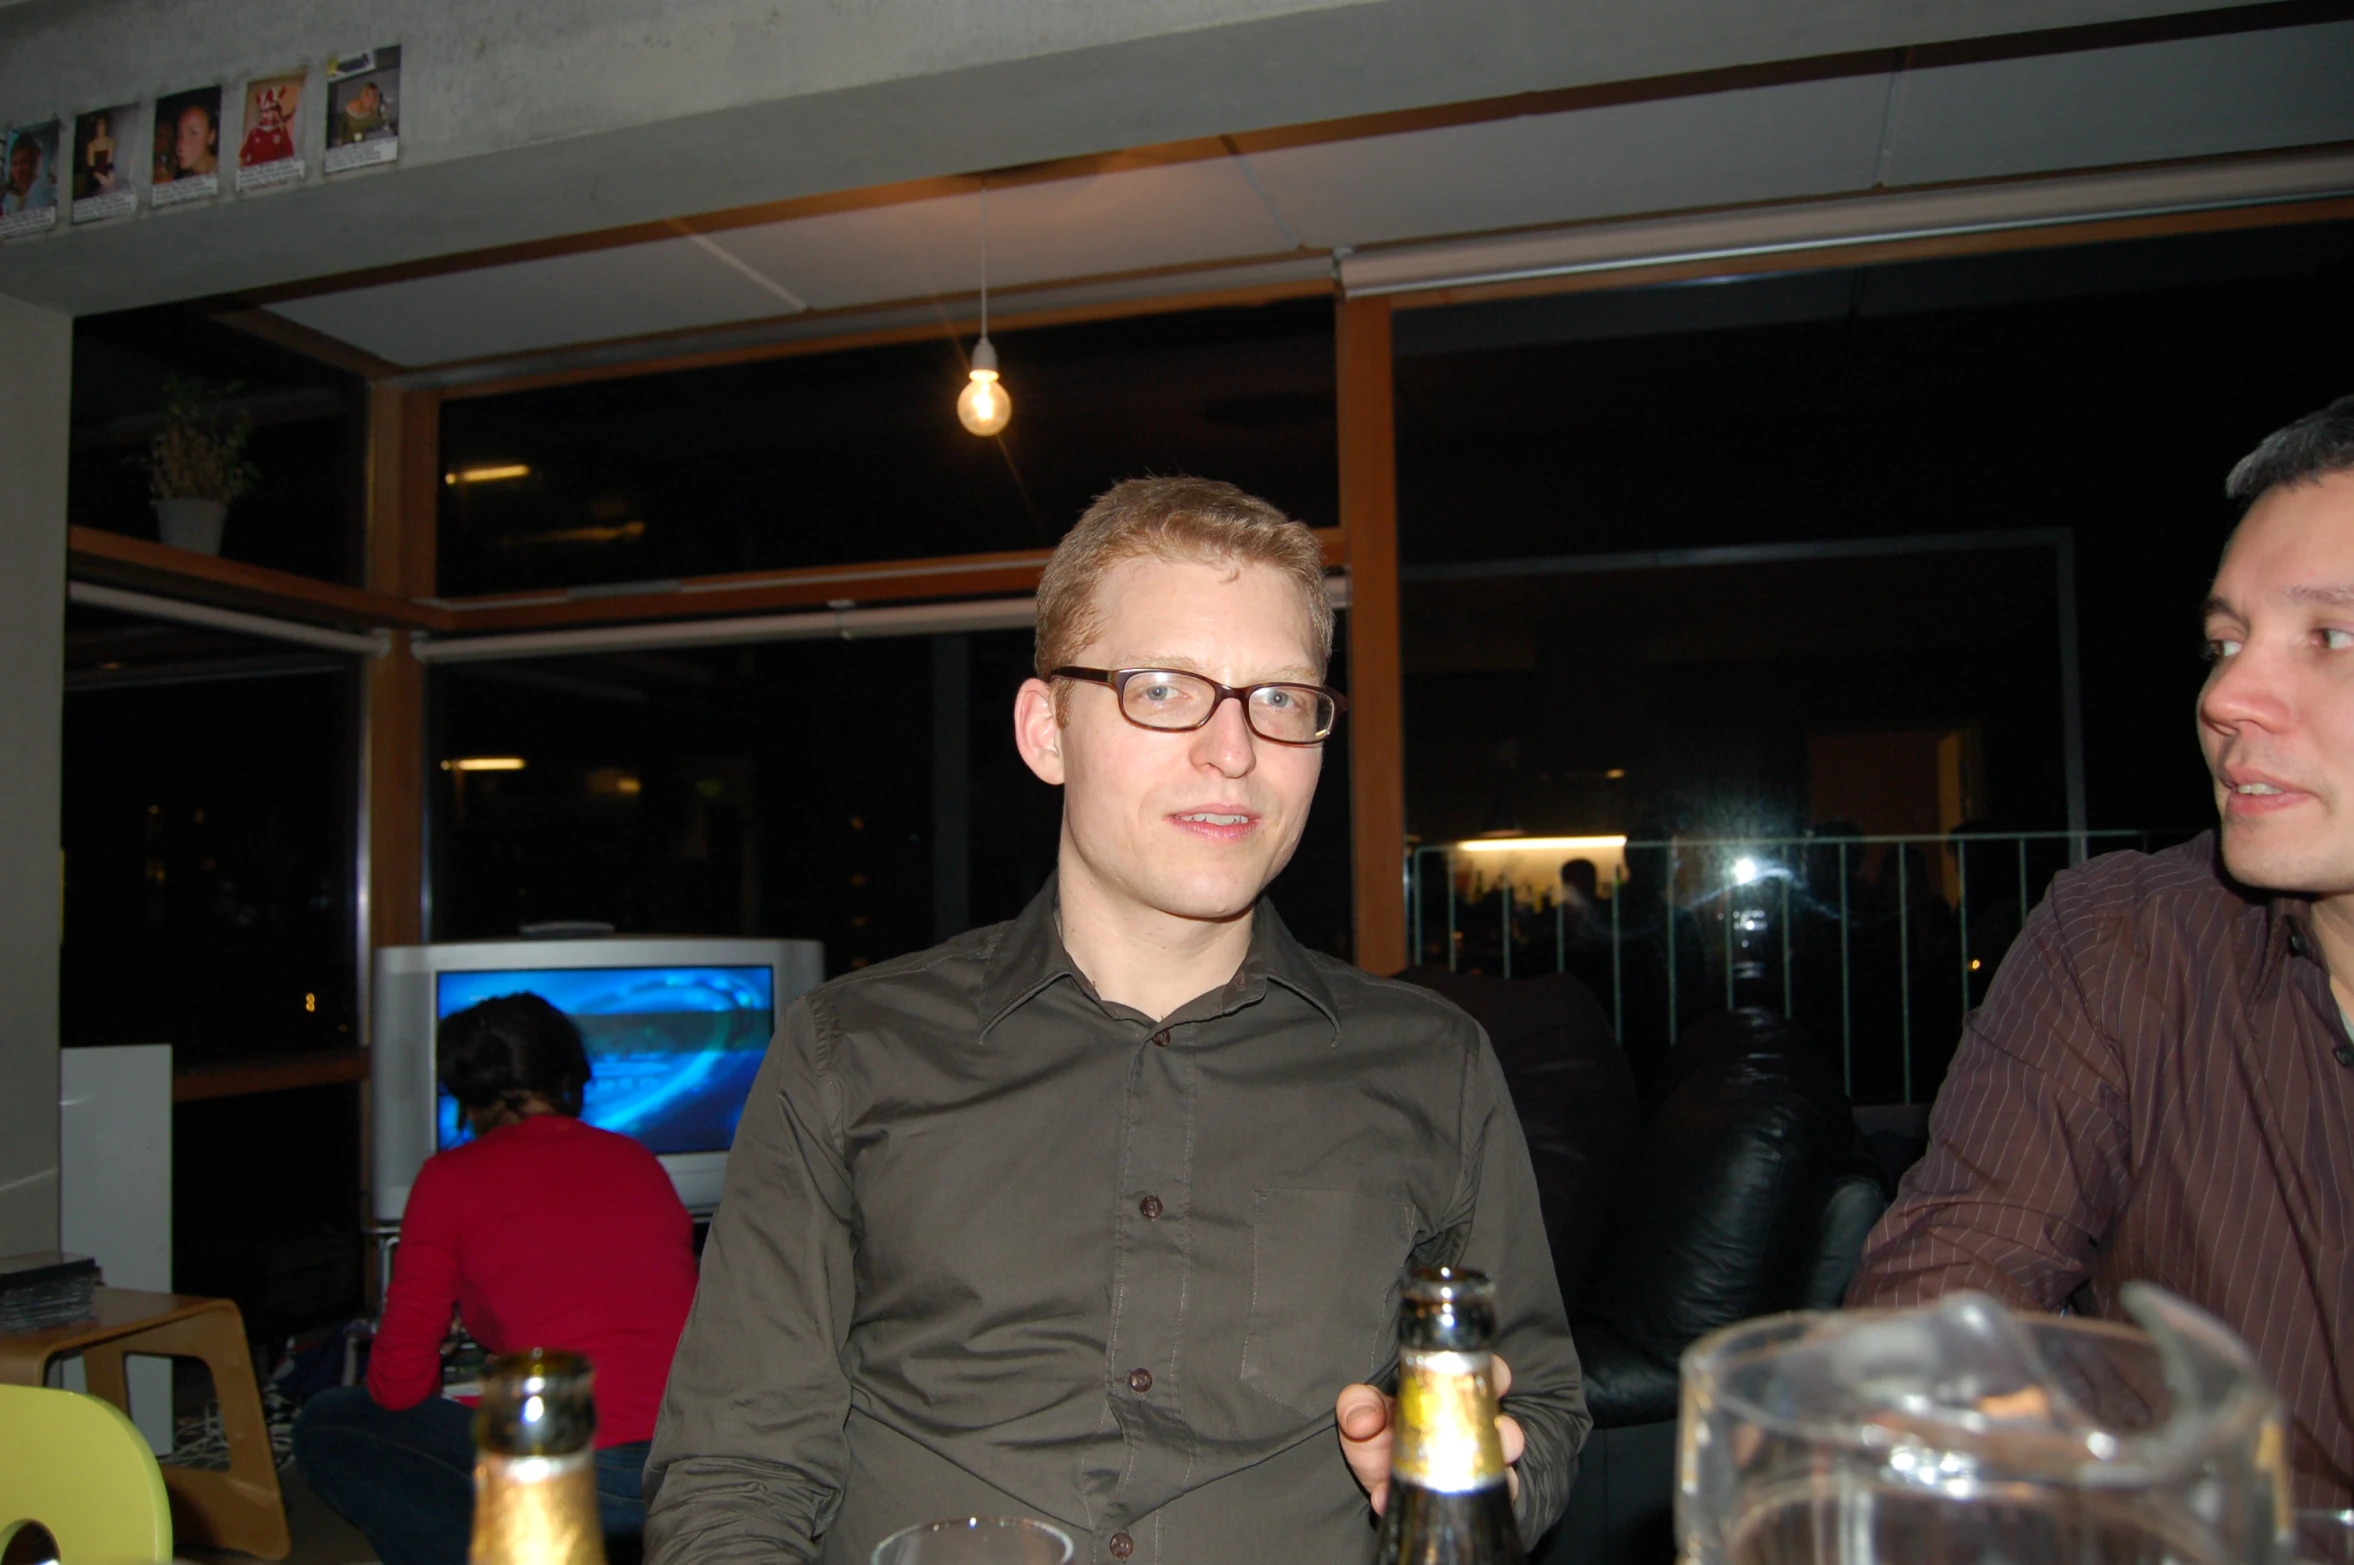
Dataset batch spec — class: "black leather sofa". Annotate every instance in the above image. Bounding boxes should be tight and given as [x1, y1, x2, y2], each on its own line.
[1545, 1007, 1888, 1565]
[1397, 972, 1888, 1565]
[1393, 966, 1642, 1315]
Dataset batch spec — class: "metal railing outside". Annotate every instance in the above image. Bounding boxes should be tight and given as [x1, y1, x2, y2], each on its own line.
[1406, 830, 2165, 1105]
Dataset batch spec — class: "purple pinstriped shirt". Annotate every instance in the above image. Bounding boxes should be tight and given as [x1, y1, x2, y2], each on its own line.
[1850, 832, 2354, 1506]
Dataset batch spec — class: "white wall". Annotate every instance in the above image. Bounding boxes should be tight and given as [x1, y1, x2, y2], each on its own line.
[60, 1045, 175, 1452]
[0, 290, 68, 1257]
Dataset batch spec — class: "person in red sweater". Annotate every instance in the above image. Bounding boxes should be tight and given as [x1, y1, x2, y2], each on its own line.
[294, 993, 699, 1565]
[238, 87, 295, 167]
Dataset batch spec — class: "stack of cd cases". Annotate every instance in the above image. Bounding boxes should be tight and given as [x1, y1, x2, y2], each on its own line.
[0, 1251, 100, 1333]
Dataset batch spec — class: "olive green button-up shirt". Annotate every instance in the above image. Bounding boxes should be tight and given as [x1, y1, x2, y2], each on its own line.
[645, 884, 1588, 1564]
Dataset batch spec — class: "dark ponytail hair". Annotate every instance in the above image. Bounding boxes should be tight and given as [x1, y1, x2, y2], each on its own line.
[437, 992, 590, 1120]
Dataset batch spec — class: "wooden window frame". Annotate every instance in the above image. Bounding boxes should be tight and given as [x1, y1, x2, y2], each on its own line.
[69, 191, 2352, 997]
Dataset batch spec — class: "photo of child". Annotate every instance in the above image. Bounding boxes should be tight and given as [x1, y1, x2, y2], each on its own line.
[236, 70, 306, 192]
[152, 84, 223, 206]
[72, 102, 138, 223]
[324, 46, 401, 175]
[0, 120, 61, 239]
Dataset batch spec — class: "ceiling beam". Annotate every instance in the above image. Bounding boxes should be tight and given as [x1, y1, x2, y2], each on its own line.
[1344, 148, 2354, 299]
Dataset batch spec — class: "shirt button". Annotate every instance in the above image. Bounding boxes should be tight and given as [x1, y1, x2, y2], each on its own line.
[1149, 1029, 1170, 1047]
[1128, 1367, 1153, 1394]
[1138, 1194, 1163, 1220]
[1108, 1533, 1135, 1559]
[2290, 932, 2309, 957]
[2335, 1045, 2354, 1068]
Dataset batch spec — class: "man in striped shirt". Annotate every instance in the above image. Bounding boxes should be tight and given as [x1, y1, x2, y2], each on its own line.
[1851, 395, 2354, 1508]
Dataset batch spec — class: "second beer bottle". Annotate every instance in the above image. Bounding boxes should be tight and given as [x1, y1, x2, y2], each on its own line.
[469, 1348, 609, 1565]
[1375, 1268, 1528, 1565]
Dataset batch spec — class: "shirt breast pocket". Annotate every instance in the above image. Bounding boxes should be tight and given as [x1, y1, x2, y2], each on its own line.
[1239, 1187, 1418, 1419]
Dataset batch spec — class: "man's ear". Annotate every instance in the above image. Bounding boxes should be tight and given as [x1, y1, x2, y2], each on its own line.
[1013, 677, 1065, 786]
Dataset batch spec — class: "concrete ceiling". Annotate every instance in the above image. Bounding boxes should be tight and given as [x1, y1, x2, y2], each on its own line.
[253, 17, 2354, 370]
[0, 0, 2293, 319]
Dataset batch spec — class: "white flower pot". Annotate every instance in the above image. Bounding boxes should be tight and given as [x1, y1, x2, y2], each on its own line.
[154, 497, 229, 555]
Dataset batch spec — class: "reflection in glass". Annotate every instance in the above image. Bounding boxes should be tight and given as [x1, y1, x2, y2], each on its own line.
[63, 615, 359, 1062]
[428, 629, 1356, 974]
[435, 301, 1337, 596]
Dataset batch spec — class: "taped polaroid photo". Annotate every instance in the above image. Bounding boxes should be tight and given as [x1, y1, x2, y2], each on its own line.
[71, 103, 139, 224]
[236, 70, 306, 193]
[152, 85, 223, 208]
[325, 47, 400, 175]
[0, 120, 62, 239]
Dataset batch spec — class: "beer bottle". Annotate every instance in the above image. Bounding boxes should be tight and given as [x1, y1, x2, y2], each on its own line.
[469, 1349, 608, 1565]
[1375, 1268, 1527, 1565]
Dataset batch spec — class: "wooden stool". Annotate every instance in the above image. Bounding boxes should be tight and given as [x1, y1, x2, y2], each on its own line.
[0, 1288, 290, 1561]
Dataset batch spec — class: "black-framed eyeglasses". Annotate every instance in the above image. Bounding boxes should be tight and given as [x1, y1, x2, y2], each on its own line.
[1050, 667, 1346, 745]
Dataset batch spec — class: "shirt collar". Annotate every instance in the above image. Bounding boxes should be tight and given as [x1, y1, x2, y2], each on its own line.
[974, 877, 1084, 1038]
[1185, 896, 1343, 1043]
[2224, 825, 2323, 993]
[2254, 893, 2308, 991]
[976, 876, 1342, 1044]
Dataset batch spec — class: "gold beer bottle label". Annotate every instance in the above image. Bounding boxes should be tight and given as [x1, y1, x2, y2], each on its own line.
[469, 1449, 608, 1565]
[1391, 1348, 1509, 1494]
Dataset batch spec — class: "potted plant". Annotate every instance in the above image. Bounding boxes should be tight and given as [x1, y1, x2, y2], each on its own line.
[145, 377, 257, 555]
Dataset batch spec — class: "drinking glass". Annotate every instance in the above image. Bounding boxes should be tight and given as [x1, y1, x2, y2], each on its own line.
[1678, 1284, 2291, 1565]
[869, 1517, 1075, 1565]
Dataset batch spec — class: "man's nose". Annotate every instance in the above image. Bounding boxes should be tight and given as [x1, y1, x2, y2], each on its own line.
[1191, 692, 1259, 775]
[2200, 642, 2291, 734]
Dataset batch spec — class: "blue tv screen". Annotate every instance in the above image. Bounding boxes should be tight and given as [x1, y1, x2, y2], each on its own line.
[435, 966, 774, 1155]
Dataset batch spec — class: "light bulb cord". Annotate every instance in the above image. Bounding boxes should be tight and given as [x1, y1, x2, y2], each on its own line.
[979, 181, 990, 340]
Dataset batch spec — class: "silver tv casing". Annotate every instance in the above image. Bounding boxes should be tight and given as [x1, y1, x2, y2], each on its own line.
[370, 936, 822, 1224]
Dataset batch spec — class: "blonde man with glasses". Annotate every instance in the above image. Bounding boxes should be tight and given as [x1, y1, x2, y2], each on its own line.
[647, 477, 1588, 1563]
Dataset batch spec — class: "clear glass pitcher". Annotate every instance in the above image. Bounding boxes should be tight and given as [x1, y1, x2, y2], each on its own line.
[1678, 1284, 2291, 1565]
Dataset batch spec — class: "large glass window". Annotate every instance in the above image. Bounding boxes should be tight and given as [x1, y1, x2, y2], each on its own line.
[432, 636, 955, 962]
[434, 300, 1338, 595]
[64, 293, 374, 1357]
[1401, 544, 2066, 847]
[61, 609, 360, 1061]
[1397, 220, 2354, 835]
[70, 307, 367, 582]
[428, 623, 1355, 969]
[429, 295, 1353, 966]
[1394, 220, 2354, 1100]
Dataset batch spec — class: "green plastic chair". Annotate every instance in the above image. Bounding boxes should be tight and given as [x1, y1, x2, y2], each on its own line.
[0, 1383, 172, 1565]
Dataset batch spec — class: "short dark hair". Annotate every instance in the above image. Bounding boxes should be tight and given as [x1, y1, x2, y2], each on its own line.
[438, 992, 591, 1118]
[2225, 395, 2354, 509]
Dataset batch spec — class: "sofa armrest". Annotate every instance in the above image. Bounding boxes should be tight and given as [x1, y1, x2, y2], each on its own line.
[1571, 1314, 1682, 1429]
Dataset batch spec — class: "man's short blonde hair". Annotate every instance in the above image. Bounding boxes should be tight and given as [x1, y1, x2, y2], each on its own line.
[1032, 477, 1334, 683]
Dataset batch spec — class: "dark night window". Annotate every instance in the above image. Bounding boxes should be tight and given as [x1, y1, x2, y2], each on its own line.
[1397, 221, 2354, 847]
[70, 308, 367, 584]
[61, 608, 361, 1063]
[1394, 220, 2354, 1099]
[427, 625, 1354, 971]
[434, 300, 1338, 595]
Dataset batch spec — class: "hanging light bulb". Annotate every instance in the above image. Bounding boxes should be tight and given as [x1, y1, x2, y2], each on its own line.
[957, 182, 1011, 436]
[958, 336, 1012, 436]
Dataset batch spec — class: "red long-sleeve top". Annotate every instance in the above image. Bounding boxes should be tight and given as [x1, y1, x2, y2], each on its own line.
[369, 1113, 699, 1447]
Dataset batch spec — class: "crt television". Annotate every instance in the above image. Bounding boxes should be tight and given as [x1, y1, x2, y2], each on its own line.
[370, 936, 823, 1223]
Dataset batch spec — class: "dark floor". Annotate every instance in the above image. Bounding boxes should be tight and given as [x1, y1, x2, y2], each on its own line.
[178, 1466, 647, 1565]
[179, 1468, 377, 1565]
